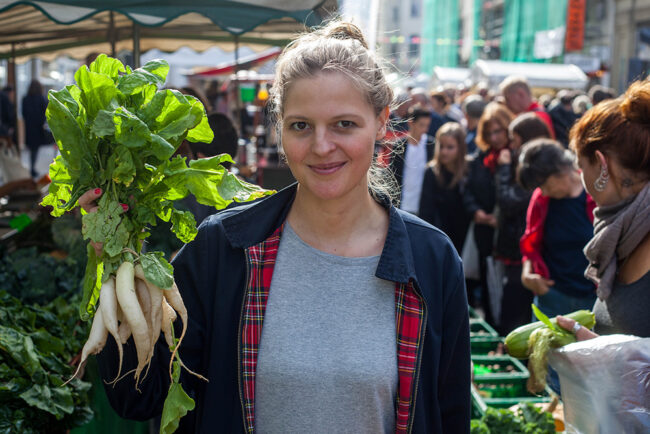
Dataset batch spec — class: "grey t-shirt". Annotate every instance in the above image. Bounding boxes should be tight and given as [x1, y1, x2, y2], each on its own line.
[254, 223, 398, 433]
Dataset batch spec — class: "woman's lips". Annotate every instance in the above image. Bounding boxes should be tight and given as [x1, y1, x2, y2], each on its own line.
[308, 162, 346, 175]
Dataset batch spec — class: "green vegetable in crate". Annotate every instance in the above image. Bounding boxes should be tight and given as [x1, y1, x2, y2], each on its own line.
[41, 54, 272, 433]
[505, 305, 595, 393]
[470, 402, 555, 434]
[504, 307, 595, 359]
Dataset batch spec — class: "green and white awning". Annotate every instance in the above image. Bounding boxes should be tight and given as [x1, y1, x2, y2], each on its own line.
[0, 0, 336, 61]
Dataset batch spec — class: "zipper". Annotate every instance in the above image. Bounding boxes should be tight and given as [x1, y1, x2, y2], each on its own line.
[406, 279, 428, 434]
[237, 249, 252, 433]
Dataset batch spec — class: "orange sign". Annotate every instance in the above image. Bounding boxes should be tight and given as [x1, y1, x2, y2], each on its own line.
[565, 0, 586, 52]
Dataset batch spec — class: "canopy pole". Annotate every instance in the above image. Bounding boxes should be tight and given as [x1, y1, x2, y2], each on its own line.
[233, 35, 242, 136]
[133, 23, 141, 68]
[8, 44, 17, 150]
[109, 11, 116, 57]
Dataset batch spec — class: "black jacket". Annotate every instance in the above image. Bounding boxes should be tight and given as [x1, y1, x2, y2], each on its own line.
[21, 94, 49, 148]
[463, 151, 497, 256]
[494, 162, 531, 261]
[418, 166, 470, 254]
[98, 184, 470, 433]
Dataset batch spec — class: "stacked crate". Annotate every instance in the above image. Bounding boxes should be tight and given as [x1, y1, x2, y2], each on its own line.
[469, 306, 553, 416]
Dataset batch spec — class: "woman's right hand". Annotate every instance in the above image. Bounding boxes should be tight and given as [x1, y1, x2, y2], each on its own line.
[79, 188, 104, 257]
[521, 261, 554, 296]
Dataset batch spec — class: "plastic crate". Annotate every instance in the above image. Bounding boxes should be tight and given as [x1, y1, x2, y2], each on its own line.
[470, 320, 499, 339]
[471, 384, 488, 418]
[473, 378, 553, 409]
[470, 336, 504, 355]
[468, 305, 481, 320]
[472, 355, 529, 383]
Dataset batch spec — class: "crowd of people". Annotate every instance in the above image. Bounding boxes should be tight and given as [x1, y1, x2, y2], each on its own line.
[383, 75, 640, 339]
[70, 19, 648, 433]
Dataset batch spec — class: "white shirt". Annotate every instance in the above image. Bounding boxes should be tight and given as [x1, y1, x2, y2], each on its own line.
[400, 134, 428, 214]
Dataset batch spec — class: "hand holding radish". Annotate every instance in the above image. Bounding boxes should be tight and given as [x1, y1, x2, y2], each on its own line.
[43, 55, 271, 433]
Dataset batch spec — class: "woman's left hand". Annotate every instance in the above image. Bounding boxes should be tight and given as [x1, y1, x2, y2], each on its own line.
[556, 315, 599, 341]
[497, 149, 511, 165]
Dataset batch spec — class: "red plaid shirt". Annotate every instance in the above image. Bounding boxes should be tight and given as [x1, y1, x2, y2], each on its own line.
[239, 224, 426, 433]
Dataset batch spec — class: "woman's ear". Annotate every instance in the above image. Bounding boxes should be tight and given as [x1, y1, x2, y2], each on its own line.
[595, 150, 608, 169]
[376, 106, 390, 141]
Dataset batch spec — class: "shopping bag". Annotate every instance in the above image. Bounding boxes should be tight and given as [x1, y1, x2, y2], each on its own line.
[485, 256, 505, 324]
[461, 222, 480, 280]
[549, 335, 650, 434]
[0, 142, 31, 183]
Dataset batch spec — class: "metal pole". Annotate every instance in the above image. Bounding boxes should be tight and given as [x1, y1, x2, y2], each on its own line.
[8, 43, 18, 150]
[133, 23, 141, 68]
[109, 11, 116, 57]
[233, 35, 241, 136]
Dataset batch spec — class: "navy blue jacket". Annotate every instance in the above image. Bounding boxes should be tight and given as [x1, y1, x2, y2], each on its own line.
[98, 184, 470, 433]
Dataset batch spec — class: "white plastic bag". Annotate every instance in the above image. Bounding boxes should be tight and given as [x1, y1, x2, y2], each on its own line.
[548, 334, 650, 434]
[461, 222, 480, 280]
[0, 143, 31, 183]
[485, 256, 505, 323]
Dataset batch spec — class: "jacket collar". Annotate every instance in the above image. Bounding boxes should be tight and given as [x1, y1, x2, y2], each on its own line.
[222, 183, 417, 284]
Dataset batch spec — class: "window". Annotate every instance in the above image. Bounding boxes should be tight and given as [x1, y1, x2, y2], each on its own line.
[410, 0, 420, 18]
[409, 34, 420, 58]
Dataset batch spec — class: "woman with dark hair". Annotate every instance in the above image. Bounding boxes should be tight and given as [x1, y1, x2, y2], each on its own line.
[493, 113, 551, 334]
[418, 122, 470, 252]
[517, 139, 597, 319]
[22, 80, 50, 177]
[463, 102, 514, 324]
[557, 79, 650, 338]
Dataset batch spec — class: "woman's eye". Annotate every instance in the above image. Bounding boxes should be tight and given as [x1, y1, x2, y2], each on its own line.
[337, 120, 355, 128]
[290, 121, 308, 131]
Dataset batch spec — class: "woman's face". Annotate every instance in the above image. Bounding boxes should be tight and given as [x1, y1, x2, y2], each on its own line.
[281, 72, 387, 202]
[438, 135, 459, 167]
[510, 131, 523, 150]
[539, 171, 574, 199]
[485, 120, 509, 150]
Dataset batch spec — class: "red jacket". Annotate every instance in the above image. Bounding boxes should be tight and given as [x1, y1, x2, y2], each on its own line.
[520, 187, 595, 278]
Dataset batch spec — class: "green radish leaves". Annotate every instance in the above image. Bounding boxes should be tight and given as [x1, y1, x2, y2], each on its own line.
[160, 362, 195, 434]
[140, 252, 174, 291]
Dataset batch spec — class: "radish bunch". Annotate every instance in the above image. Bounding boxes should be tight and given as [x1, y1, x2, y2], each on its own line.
[43, 54, 270, 433]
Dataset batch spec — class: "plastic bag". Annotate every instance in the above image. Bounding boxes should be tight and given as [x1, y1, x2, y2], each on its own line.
[0, 142, 31, 183]
[485, 256, 505, 323]
[548, 334, 650, 434]
[461, 222, 480, 280]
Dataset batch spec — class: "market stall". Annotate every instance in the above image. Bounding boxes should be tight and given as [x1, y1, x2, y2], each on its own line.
[471, 59, 589, 91]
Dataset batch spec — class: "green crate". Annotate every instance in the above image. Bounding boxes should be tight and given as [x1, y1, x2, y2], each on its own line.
[468, 305, 481, 320]
[473, 378, 553, 409]
[470, 320, 499, 339]
[470, 336, 504, 355]
[471, 384, 487, 418]
[472, 355, 529, 383]
[483, 386, 554, 409]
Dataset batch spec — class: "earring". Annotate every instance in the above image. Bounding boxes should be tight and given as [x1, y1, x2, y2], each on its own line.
[594, 165, 609, 192]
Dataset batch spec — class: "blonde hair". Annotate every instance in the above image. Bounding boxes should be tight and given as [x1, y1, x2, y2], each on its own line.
[476, 102, 514, 151]
[270, 20, 397, 203]
[432, 122, 467, 188]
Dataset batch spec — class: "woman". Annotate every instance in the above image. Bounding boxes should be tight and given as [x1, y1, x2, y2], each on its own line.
[517, 139, 597, 319]
[85, 21, 470, 433]
[558, 79, 650, 338]
[418, 121, 470, 253]
[22, 80, 50, 178]
[463, 102, 514, 324]
[494, 113, 551, 335]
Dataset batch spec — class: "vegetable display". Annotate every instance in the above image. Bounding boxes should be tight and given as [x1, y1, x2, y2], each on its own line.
[505, 306, 595, 393]
[470, 402, 556, 434]
[0, 291, 92, 433]
[42, 54, 271, 432]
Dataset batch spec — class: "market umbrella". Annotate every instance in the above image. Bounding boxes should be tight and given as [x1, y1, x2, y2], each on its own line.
[0, 0, 337, 62]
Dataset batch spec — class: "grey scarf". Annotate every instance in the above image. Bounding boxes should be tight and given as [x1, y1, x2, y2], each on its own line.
[584, 182, 650, 299]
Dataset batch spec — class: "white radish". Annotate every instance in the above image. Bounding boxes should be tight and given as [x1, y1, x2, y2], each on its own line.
[163, 283, 188, 379]
[134, 265, 163, 357]
[64, 308, 108, 385]
[99, 277, 123, 382]
[115, 261, 150, 385]
[161, 298, 177, 348]
[116, 306, 132, 344]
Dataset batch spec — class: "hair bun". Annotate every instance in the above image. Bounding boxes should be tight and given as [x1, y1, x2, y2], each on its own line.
[620, 79, 650, 124]
[323, 21, 368, 49]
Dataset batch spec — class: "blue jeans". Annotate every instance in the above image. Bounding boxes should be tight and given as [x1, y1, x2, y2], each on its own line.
[533, 288, 597, 395]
